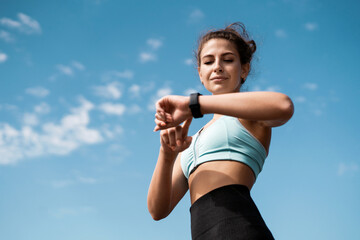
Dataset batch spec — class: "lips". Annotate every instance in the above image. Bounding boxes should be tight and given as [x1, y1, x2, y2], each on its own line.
[210, 76, 227, 82]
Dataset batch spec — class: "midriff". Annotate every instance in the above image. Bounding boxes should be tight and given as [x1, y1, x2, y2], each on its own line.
[188, 160, 256, 204]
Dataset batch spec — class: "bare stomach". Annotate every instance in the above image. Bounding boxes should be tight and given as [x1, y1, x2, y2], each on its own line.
[188, 160, 256, 204]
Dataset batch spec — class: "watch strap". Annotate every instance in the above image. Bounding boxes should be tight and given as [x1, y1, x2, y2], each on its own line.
[189, 93, 203, 118]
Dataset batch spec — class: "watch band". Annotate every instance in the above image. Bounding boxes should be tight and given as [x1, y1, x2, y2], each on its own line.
[189, 93, 203, 118]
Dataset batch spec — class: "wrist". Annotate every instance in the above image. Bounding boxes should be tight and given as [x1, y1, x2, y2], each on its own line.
[160, 146, 178, 159]
[189, 93, 203, 118]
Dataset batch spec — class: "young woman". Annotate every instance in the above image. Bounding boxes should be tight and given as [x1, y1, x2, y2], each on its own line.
[148, 22, 294, 239]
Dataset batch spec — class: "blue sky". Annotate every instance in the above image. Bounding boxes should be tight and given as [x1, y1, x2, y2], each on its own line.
[0, 0, 359, 239]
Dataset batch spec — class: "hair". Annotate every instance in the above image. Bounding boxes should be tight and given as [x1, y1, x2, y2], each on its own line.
[196, 22, 256, 71]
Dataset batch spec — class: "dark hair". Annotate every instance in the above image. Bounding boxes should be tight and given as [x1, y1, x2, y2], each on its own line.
[196, 22, 256, 70]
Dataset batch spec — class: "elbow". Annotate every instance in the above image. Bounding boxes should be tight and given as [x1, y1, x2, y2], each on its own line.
[147, 200, 170, 221]
[148, 209, 168, 221]
[279, 94, 294, 122]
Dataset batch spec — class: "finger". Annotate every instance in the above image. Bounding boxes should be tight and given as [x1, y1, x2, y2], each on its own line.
[155, 112, 165, 122]
[160, 131, 170, 145]
[168, 128, 176, 148]
[175, 125, 182, 146]
[154, 118, 166, 127]
[155, 98, 165, 113]
[181, 117, 193, 138]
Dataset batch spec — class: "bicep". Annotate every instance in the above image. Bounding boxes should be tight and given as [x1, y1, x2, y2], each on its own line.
[169, 153, 188, 212]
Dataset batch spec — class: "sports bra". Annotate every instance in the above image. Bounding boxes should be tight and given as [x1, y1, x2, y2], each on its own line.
[180, 115, 268, 179]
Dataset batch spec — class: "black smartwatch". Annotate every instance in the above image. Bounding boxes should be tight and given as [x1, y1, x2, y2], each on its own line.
[189, 93, 203, 118]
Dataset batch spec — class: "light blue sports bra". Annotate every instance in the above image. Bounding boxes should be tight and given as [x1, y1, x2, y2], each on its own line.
[181, 115, 268, 179]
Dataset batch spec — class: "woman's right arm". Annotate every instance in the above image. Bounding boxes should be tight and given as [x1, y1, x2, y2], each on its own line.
[147, 118, 192, 220]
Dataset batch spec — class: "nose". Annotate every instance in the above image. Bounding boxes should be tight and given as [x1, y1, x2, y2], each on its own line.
[213, 60, 223, 73]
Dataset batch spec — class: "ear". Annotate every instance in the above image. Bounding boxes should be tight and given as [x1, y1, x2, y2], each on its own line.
[197, 66, 202, 78]
[241, 63, 250, 79]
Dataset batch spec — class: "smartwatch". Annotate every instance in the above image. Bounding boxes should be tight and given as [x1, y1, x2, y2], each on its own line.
[189, 93, 203, 118]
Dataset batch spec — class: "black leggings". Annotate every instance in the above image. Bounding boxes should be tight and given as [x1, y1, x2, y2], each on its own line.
[190, 184, 274, 240]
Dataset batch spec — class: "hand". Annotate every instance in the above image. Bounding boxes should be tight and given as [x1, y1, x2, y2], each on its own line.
[154, 95, 192, 131]
[159, 118, 192, 154]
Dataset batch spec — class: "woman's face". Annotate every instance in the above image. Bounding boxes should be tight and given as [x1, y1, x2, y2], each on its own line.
[198, 38, 249, 95]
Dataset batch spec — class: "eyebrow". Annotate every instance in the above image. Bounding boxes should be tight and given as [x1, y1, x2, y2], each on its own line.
[201, 52, 236, 59]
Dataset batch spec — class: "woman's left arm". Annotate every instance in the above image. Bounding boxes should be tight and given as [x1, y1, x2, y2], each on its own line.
[199, 92, 294, 127]
[154, 92, 294, 131]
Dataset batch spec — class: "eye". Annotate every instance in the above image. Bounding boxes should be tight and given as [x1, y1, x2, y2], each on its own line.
[204, 61, 213, 65]
[224, 59, 234, 63]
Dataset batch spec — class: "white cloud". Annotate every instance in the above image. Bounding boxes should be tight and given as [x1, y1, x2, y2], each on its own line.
[93, 82, 122, 99]
[147, 38, 163, 50]
[99, 102, 126, 116]
[303, 83, 318, 91]
[304, 22, 318, 31]
[250, 85, 281, 92]
[148, 87, 172, 111]
[275, 29, 287, 38]
[0, 97, 104, 165]
[25, 86, 50, 98]
[101, 124, 123, 139]
[128, 84, 140, 97]
[77, 176, 97, 184]
[140, 52, 156, 63]
[34, 102, 51, 114]
[184, 58, 193, 66]
[57, 64, 74, 76]
[23, 113, 39, 126]
[0, 52, 8, 63]
[294, 96, 306, 103]
[184, 88, 199, 96]
[0, 30, 14, 42]
[71, 61, 85, 71]
[188, 9, 205, 23]
[337, 162, 359, 176]
[0, 13, 41, 34]
[101, 70, 134, 81]
[127, 104, 141, 114]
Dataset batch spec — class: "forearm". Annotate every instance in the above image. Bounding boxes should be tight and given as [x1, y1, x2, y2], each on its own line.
[199, 92, 294, 126]
[147, 148, 177, 220]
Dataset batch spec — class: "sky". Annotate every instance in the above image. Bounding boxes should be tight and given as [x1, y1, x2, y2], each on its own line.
[0, 0, 359, 239]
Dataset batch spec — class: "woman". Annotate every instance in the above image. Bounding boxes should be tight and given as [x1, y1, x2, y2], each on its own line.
[147, 22, 294, 239]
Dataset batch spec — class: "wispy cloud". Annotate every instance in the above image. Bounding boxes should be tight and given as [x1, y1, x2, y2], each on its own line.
[71, 61, 85, 71]
[0, 97, 104, 165]
[98, 102, 126, 116]
[148, 87, 172, 111]
[34, 102, 51, 114]
[140, 52, 156, 63]
[337, 162, 359, 176]
[23, 113, 39, 126]
[0, 13, 41, 34]
[51, 174, 98, 188]
[294, 96, 306, 103]
[139, 38, 163, 63]
[101, 70, 134, 81]
[93, 82, 122, 99]
[50, 206, 96, 218]
[49, 61, 86, 80]
[147, 38, 163, 50]
[275, 29, 287, 38]
[0, 52, 8, 63]
[25, 86, 50, 98]
[128, 84, 140, 98]
[303, 82, 318, 91]
[0, 30, 15, 42]
[56, 64, 74, 76]
[188, 9, 205, 23]
[304, 22, 318, 31]
[184, 58, 194, 66]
